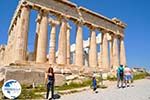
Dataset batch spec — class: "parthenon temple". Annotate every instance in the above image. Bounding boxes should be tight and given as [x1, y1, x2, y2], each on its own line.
[1, 0, 127, 72]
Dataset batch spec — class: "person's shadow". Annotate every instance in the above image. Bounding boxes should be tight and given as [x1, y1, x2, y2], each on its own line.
[49, 94, 61, 100]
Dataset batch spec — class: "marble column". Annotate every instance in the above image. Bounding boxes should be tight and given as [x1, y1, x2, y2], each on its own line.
[4, 30, 12, 63]
[75, 23, 83, 67]
[67, 24, 71, 65]
[49, 19, 59, 64]
[89, 28, 97, 67]
[36, 11, 48, 63]
[8, 31, 13, 61]
[99, 33, 103, 68]
[11, 26, 16, 62]
[109, 40, 113, 69]
[112, 36, 119, 69]
[98, 51, 102, 67]
[98, 42, 102, 68]
[33, 13, 41, 61]
[15, 5, 30, 61]
[120, 38, 126, 66]
[102, 32, 109, 69]
[57, 18, 67, 65]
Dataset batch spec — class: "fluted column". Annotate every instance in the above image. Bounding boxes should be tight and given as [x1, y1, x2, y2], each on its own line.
[8, 32, 13, 62]
[102, 31, 109, 69]
[15, 5, 30, 61]
[67, 24, 71, 65]
[112, 36, 119, 69]
[11, 26, 16, 62]
[49, 19, 59, 64]
[109, 40, 113, 69]
[57, 18, 67, 65]
[33, 13, 41, 61]
[75, 23, 83, 67]
[120, 38, 126, 66]
[89, 28, 97, 67]
[98, 43, 102, 67]
[36, 11, 48, 63]
[4, 30, 12, 63]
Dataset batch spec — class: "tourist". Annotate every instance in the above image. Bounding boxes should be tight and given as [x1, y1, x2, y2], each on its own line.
[124, 66, 132, 87]
[117, 65, 124, 88]
[92, 74, 97, 92]
[45, 67, 55, 99]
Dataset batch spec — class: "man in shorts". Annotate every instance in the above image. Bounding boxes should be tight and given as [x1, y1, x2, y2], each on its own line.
[124, 66, 132, 87]
[117, 65, 124, 88]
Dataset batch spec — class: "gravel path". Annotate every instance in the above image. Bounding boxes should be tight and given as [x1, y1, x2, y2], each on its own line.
[60, 79, 150, 100]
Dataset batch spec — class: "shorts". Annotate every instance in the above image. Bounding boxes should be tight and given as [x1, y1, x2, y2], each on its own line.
[117, 74, 124, 81]
[125, 75, 132, 81]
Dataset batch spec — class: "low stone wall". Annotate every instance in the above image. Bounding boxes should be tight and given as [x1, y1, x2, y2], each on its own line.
[0, 65, 111, 87]
[0, 66, 66, 86]
[5, 68, 45, 86]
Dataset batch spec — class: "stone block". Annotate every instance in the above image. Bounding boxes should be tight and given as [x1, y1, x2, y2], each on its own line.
[0, 67, 5, 86]
[55, 74, 65, 86]
[5, 68, 45, 86]
[5, 67, 66, 86]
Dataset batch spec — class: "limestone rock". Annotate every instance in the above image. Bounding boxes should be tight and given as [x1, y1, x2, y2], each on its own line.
[0, 67, 6, 86]
[5, 68, 45, 85]
[72, 79, 83, 84]
[55, 74, 65, 86]
[4, 67, 66, 86]
[65, 74, 78, 81]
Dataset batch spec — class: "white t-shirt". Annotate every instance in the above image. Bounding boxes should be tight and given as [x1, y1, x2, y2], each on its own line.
[124, 67, 132, 75]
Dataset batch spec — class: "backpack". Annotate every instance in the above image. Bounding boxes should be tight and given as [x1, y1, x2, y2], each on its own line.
[119, 67, 124, 76]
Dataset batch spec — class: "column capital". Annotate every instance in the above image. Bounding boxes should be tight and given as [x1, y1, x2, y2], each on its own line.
[118, 35, 124, 40]
[111, 33, 119, 39]
[35, 12, 42, 23]
[49, 18, 60, 26]
[89, 24, 96, 31]
[42, 10, 49, 16]
[74, 19, 84, 26]
[57, 15, 68, 22]
[100, 29, 109, 34]
[21, 2, 31, 8]
[39, 7, 49, 13]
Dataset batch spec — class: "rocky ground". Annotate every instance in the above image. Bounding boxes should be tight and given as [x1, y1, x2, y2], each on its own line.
[60, 78, 150, 100]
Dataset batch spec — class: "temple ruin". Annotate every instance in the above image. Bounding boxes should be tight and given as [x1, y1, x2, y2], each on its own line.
[1, 0, 127, 73]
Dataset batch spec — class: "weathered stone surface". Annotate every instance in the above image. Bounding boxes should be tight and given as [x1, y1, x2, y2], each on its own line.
[65, 74, 78, 81]
[102, 32, 109, 69]
[89, 29, 97, 67]
[15, 6, 30, 61]
[79, 7, 125, 34]
[36, 11, 48, 63]
[27, 0, 80, 19]
[0, 45, 5, 65]
[72, 79, 83, 84]
[113, 36, 119, 69]
[75, 24, 83, 67]
[27, 52, 34, 61]
[55, 74, 65, 86]
[82, 67, 100, 77]
[5, 68, 45, 85]
[120, 39, 126, 66]
[0, 67, 5, 86]
[3, 66, 65, 86]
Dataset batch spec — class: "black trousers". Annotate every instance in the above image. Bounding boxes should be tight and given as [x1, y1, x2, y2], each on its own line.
[46, 81, 54, 99]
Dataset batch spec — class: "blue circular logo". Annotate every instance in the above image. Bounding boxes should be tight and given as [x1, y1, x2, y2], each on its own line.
[2, 79, 21, 99]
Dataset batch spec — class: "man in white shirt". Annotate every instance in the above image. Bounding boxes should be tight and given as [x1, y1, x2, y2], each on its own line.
[124, 66, 132, 87]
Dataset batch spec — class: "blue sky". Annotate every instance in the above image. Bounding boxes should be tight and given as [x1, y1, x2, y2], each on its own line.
[0, 0, 150, 69]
